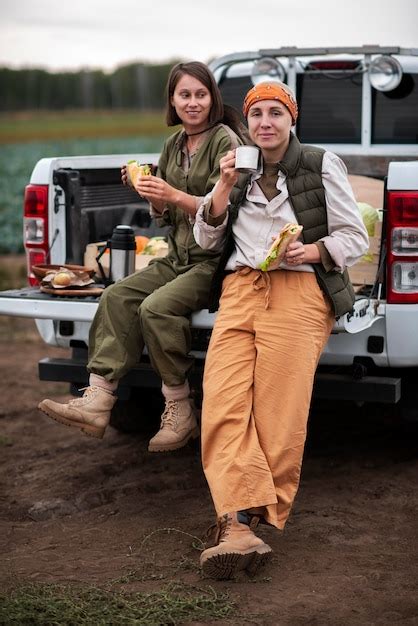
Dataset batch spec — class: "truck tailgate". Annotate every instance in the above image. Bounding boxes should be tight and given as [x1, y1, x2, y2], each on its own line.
[0, 287, 218, 328]
[0, 288, 100, 322]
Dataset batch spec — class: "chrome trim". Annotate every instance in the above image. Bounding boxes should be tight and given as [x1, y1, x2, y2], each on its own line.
[362, 54, 372, 148]
[209, 46, 418, 74]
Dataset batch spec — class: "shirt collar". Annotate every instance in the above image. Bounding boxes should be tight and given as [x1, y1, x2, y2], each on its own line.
[248, 161, 285, 201]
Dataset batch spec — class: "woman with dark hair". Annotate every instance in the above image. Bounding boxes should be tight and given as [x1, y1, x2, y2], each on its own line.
[165, 61, 225, 127]
[39, 61, 244, 452]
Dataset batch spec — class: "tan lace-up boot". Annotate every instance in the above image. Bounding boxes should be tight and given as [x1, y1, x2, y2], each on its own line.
[148, 398, 199, 452]
[38, 386, 116, 439]
[200, 512, 272, 580]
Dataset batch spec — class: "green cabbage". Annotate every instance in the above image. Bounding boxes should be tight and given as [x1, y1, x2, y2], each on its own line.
[357, 202, 379, 236]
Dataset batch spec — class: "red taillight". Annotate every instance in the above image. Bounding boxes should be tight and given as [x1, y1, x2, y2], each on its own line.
[24, 184, 49, 286]
[386, 191, 418, 304]
[388, 193, 418, 222]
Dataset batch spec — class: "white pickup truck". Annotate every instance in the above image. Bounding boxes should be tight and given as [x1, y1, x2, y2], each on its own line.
[1, 45, 418, 424]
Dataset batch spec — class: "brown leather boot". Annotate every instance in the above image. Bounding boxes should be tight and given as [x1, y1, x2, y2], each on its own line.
[148, 398, 199, 452]
[38, 386, 116, 439]
[200, 512, 272, 580]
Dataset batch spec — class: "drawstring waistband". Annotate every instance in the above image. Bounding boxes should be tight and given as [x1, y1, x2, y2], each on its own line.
[235, 267, 272, 309]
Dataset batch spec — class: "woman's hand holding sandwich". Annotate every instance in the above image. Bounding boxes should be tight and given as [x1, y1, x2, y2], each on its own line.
[285, 241, 321, 265]
[136, 175, 200, 217]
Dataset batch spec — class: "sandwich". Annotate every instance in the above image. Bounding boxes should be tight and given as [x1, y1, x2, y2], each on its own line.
[260, 223, 303, 271]
[126, 160, 152, 186]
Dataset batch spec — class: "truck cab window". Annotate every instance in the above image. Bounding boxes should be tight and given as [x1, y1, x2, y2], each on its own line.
[372, 73, 418, 144]
[219, 75, 253, 122]
[296, 73, 362, 144]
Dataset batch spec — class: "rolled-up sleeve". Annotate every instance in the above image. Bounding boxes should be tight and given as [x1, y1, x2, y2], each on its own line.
[193, 190, 228, 252]
[320, 152, 369, 271]
[149, 202, 173, 227]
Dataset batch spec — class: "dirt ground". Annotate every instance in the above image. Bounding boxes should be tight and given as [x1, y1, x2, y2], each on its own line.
[0, 316, 417, 625]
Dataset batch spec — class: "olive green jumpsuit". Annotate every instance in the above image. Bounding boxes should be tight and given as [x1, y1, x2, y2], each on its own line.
[88, 124, 241, 386]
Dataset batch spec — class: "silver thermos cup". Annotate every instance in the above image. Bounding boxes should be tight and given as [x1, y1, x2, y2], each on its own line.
[109, 225, 136, 282]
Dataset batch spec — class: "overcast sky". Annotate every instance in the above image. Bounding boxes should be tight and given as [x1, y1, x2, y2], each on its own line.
[1, 0, 417, 72]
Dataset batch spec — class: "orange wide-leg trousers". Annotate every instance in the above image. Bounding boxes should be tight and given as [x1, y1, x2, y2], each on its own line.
[202, 268, 335, 529]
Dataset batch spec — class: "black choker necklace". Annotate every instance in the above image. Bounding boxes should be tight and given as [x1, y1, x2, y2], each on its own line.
[185, 123, 217, 137]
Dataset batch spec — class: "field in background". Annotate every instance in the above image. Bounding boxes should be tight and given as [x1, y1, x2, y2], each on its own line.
[0, 110, 170, 253]
[0, 109, 169, 143]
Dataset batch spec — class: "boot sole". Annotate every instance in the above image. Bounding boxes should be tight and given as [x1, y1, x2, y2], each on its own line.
[147, 426, 199, 452]
[38, 405, 105, 439]
[201, 546, 272, 580]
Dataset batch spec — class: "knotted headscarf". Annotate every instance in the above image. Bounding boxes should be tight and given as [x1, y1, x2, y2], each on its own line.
[243, 82, 298, 125]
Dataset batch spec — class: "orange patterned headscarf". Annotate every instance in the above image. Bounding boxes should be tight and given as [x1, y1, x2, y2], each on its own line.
[243, 82, 298, 125]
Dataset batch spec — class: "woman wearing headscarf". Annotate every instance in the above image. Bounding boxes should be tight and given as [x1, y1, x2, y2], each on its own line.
[193, 81, 368, 579]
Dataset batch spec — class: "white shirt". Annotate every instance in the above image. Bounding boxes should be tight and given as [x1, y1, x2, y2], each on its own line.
[193, 151, 369, 273]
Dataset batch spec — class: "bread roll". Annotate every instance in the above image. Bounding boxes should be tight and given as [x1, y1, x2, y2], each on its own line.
[53, 271, 72, 287]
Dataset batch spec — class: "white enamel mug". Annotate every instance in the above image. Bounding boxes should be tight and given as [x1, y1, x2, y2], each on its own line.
[234, 146, 260, 173]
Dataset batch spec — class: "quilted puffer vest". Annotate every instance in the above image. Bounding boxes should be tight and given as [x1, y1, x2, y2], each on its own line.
[208, 133, 355, 317]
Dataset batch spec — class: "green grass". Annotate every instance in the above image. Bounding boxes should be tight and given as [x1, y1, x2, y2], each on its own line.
[0, 582, 235, 625]
[0, 109, 176, 253]
[0, 133, 166, 254]
[0, 110, 171, 144]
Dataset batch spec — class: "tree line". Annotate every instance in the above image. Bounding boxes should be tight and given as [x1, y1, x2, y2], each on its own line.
[0, 61, 179, 111]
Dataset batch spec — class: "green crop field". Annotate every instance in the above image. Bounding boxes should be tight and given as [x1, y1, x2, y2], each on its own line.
[0, 110, 172, 253]
[0, 109, 169, 143]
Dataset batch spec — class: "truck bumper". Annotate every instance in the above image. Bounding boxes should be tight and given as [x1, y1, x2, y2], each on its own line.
[313, 372, 400, 404]
[39, 357, 401, 404]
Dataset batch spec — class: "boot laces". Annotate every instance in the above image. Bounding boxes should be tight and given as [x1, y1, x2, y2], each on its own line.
[160, 400, 179, 428]
[69, 385, 99, 406]
[204, 514, 231, 548]
[218, 514, 232, 542]
[203, 511, 261, 548]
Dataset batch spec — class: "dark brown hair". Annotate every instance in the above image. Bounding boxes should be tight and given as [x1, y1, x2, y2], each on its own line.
[165, 61, 224, 127]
